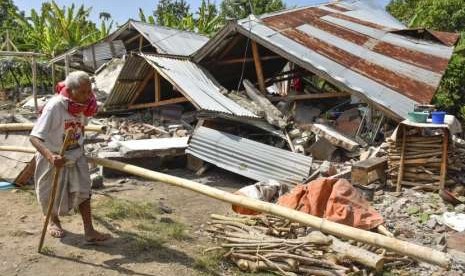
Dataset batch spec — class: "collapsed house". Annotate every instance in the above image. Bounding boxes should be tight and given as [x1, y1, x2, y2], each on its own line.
[79, 0, 459, 184]
[49, 20, 210, 74]
[194, 0, 458, 121]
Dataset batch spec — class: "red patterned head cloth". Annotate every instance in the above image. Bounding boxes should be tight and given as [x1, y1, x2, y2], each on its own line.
[55, 81, 98, 117]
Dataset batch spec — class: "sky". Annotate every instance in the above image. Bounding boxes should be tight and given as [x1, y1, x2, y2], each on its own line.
[14, 0, 391, 26]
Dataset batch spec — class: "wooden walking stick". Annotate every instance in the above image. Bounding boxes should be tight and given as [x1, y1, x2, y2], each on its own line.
[38, 129, 73, 253]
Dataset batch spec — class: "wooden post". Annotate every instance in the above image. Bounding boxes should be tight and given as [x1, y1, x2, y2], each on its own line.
[155, 71, 160, 102]
[139, 36, 144, 52]
[64, 55, 70, 76]
[31, 57, 38, 113]
[396, 125, 407, 192]
[439, 130, 449, 190]
[129, 71, 154, 106]
[251, 41, 266, 94]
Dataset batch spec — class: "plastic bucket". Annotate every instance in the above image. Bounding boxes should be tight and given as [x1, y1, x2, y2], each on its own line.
[432, 111, 446, 124]
[407, 111, 428, 123]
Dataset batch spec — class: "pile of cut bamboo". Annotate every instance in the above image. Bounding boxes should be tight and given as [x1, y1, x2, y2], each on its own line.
[207, 214, 412, 275]
[386, 135, 451, 191]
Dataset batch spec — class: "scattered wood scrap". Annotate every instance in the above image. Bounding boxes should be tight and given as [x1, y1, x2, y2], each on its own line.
[206, 214, 413, 275]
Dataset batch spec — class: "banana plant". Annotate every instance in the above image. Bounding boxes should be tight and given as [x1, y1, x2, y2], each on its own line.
[196, 0, 223, 36]
[8, 0, 106, 57]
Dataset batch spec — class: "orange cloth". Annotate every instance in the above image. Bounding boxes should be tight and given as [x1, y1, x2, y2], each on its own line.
[277, 178, 383, 230]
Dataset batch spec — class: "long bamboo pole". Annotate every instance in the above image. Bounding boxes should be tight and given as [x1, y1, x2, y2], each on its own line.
[0, 146, 451, 268]
[0, 123, 105, 133]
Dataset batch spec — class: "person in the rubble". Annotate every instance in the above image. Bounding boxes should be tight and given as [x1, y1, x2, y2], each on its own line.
[30, 71, 111, 243]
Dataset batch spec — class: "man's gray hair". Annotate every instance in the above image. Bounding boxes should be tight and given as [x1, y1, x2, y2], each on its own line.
[64, 71, 90, 92]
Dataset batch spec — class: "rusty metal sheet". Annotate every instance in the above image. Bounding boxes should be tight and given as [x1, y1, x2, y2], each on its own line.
[234, 0, 458, 119]
[326, 10, 396, 31]
[372, 42, 449, 73]
[282, 28, 436, 103]
[326, 3, 351, 12]
[264, 10, 448, 74]
[430, 31, 461, 46]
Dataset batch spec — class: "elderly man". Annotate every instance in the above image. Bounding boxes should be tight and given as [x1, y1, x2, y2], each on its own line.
[30, 71, 110, 242]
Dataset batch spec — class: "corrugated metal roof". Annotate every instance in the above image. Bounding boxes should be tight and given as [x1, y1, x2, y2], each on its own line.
[142, 54, 257, 117]
[103, 54, 258, 117]
[103, 55, 153, 110]
[130, 21, 209, 56]
[224, 0, 458, 120]
[83, 40, 126, 69]
[186, 126, 313, 185]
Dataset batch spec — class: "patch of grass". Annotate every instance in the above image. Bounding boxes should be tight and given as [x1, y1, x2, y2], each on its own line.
[136, 220, 189, 241]
[160, 222, 188, 241]
[194, 250, 225, 274]
[40, 246, 55, 255]
[93, 198, 190, 256]
[95, 198, 158, 220]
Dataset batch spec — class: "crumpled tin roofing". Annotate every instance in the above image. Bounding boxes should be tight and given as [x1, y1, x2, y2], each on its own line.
[103, 54, 258, 118]
[142, 54, 257, 117]
[102, 55, 153, 111]
[130, 21, 209, 56]
[186, 127, 313, 185]
[223, 0, 458, 120]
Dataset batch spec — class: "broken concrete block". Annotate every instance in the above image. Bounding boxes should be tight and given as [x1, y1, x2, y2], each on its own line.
[118, 137, 189, 158]
[320, 161, 337, 177]
[175, 129, 189, 137]
[308, 137, 336, 161]
[310, 123, 360, 152]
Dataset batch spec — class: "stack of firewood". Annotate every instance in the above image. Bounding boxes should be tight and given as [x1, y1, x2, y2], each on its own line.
[386, 134, 465, 190]
[386, 135, 445, 190]
[206, 214, 411, 275]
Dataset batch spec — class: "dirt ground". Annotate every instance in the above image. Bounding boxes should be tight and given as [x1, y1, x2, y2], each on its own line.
[0, 167, 256, 276]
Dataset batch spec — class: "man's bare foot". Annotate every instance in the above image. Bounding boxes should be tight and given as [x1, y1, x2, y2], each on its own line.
[84, 229, 111, 243]
[47, 217, 65, 238]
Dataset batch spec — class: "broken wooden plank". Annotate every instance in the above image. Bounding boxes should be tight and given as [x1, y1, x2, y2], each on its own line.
[129, 97, 189, 110]
[310, 124, 360, 152]
[268, 92, 349, 102]
[251, 41, 266, 93]
[243, 79, 287, 129]
[118, 137, 189, 158]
